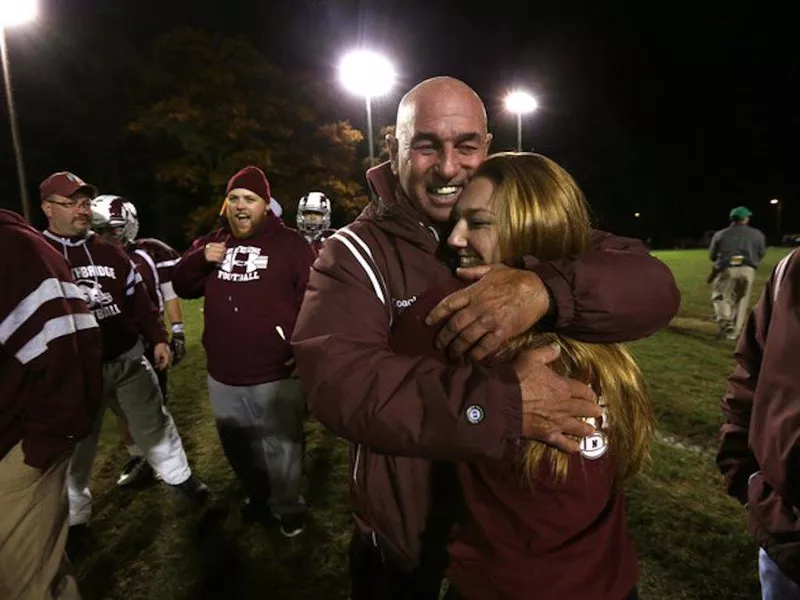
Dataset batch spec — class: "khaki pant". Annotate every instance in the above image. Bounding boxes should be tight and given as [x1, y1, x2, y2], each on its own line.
[711, 265, 756, 339]
[0, 443, 81, 599]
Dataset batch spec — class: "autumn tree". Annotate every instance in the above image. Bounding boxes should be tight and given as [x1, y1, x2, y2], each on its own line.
[128, 27, 369, 239]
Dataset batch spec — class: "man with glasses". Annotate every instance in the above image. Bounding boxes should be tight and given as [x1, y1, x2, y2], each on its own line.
[39, 171, 209, 533]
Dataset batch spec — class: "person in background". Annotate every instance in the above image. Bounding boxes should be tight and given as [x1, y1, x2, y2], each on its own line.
[91, 195, 187, 487]
[296, 191, 336, 253]
[173, 166, 315, 538]
[708, 205, 766, 340]
[39, 171, 208, 531]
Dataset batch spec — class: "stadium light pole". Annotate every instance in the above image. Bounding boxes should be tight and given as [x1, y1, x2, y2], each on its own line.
[0, 0, 37, 221]
[505, 90, 538, 152]
[770, 198, 782, 243]
[339, 50, 396, 167]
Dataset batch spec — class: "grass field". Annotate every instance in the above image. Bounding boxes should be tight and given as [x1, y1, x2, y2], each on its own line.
[71, 248, 791, 600]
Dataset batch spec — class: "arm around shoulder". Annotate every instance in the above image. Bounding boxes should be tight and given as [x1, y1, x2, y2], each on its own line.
[525, 229, 680, 343]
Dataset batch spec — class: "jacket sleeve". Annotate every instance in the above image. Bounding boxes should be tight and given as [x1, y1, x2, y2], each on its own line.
[716, 279, 771, 504]
[0, 233, 103, 469]
[744, 252, 800, 507]
[709, 231, 721, 262]
[293, 236, 316, 312]
[291, 232, 522, 460]
[524, 229, 680, 343]
[153, 241, 181, 301]
[125, 260, 168, 346]
[172, 236, 216, 299]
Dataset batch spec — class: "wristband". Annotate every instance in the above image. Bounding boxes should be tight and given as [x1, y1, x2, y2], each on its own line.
[171, 322, 185, 335]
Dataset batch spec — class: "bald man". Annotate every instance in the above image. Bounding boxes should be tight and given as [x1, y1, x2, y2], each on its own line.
[293, 77, 679, 599]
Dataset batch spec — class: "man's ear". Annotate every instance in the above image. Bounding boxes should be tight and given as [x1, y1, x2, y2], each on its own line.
[387, 134, 399, 175]
[484, 132, 494, 154]
[41, 199, 52, 220]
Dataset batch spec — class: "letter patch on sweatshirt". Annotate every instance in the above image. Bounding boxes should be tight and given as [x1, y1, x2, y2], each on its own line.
[217, 246, 269, 282]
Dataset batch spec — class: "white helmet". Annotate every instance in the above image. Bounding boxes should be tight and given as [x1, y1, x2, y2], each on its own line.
[122, 200, 140, 243]
[91, 195, 139, 243]
[297, 191, 331, 233]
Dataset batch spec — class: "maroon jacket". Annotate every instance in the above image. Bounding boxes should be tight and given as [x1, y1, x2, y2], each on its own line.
[173, 214, 316, 386]
[42, 230, 167, 361]
[292, 161, 679, 570]
[718, 248, 800, 581]
[0, 210, 103, 469]
[391, 282, 638, 599]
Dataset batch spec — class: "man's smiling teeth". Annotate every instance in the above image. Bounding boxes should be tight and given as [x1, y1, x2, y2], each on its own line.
[431, 186, 458, 195]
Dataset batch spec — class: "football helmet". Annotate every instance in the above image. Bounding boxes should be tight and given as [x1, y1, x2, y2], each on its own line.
[297, 191, 331, 234]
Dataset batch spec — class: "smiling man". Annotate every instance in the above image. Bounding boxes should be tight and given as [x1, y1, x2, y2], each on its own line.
[172, 166, 315, 538]
[292, 76, 679, 599]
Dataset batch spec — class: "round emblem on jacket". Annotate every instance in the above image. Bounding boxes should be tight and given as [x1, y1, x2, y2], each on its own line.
[580, 432, 609, 459]
[465, 404, 484, 424]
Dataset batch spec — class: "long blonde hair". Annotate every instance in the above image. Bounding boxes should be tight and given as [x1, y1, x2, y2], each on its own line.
[476, 152, 653, 486]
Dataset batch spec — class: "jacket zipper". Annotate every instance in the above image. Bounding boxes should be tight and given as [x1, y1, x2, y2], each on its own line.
[353, 443, 362, 483]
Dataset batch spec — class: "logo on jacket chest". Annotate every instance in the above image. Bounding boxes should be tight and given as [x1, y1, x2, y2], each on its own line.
[71, 272, 122, 321]
[393, 295, 417, 310]
[217, 245, 269, 282]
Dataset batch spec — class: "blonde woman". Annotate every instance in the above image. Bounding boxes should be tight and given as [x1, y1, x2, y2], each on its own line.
[390, 152, 653, 600]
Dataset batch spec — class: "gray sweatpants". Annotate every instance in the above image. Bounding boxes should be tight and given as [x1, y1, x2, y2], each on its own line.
[207, 375, 306, 516]
[67, 341, 192, 526]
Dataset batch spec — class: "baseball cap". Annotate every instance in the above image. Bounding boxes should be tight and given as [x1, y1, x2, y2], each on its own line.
[40, 171, 98, 201]
[729, 206, 752, 220]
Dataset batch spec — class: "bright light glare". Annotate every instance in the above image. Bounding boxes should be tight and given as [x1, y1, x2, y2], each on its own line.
[0, 0, 38, 27]
[505, 90, 538, 115]
[634, 212, 641, 218]
[339, 51, 396, 98]
[770, 198, 779, 205]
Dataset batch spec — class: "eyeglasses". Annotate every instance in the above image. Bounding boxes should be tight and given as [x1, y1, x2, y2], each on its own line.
[47, 199, 92, 210]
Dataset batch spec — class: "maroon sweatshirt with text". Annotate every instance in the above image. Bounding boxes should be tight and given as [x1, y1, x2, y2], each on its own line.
[1, 210, 103, 469]
[172, 214, 316, 386]
[42, 230, 167, 361]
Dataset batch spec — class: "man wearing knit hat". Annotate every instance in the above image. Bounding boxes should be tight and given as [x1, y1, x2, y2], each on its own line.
[709, 205, 766, 340]
[173, 166, 315, 537]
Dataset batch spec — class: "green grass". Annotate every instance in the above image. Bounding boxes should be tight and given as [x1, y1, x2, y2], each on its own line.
[72, 248, 790, 599]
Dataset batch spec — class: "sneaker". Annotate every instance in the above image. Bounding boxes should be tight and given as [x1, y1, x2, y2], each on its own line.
[169, 474, 210, 505]
[276, 512, 306, 538]
[116, 456, 154, 487]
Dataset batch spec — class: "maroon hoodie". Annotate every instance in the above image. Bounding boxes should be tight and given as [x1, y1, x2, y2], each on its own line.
[42, 230, 167, 361]
[172, 214, 316, 386]
[391, 281, 638, 600]
[0, 210, 103, 469]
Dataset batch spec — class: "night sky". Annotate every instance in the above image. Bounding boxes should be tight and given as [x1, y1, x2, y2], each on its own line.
[1, 0, 795, 246]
